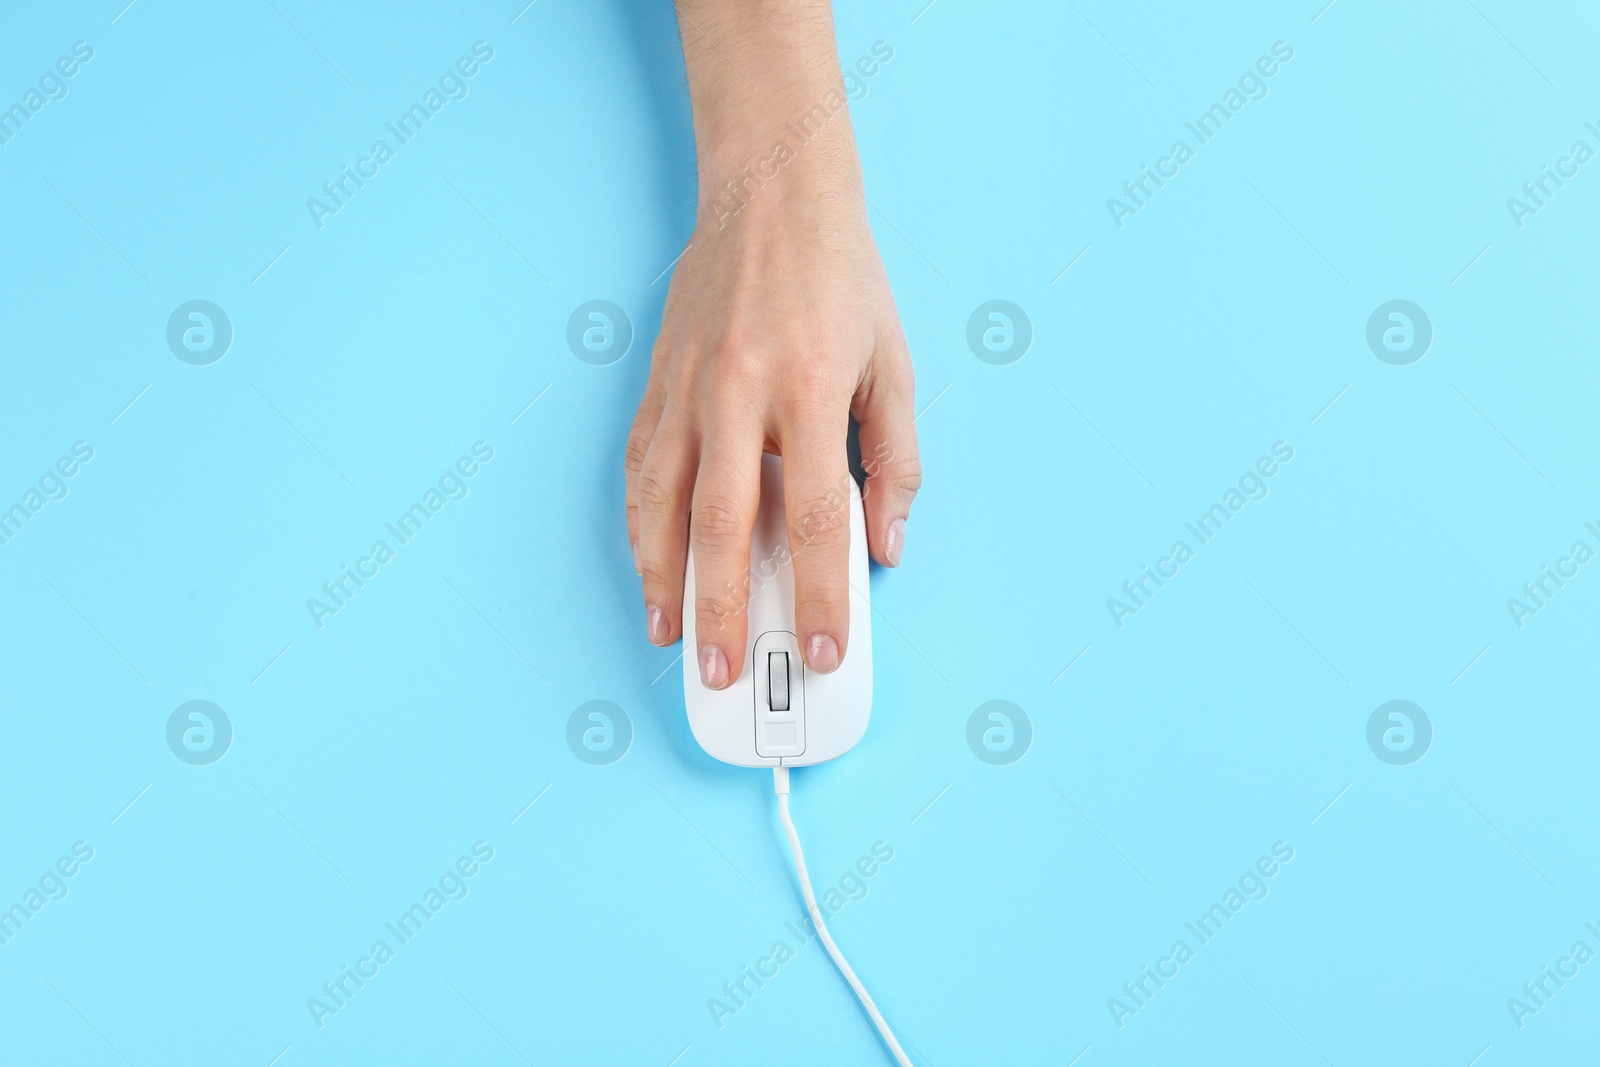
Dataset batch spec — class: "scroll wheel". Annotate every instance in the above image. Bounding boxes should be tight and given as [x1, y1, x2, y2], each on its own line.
[768, 651, 790, 712]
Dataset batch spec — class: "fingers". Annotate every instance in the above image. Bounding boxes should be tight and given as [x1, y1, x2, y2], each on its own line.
[624, 376, 668, 575]
[636, 404, 696, 649]
[690, 431, 762, 690]
[780, 388, 854, 674]
[853, 336, 922, 568]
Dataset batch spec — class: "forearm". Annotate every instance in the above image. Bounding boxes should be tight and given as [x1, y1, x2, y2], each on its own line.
[673, 0, 862, 224]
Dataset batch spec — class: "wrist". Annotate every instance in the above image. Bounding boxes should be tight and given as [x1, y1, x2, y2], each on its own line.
[691, 65, 853, 158]
[694, 84, 863, 229]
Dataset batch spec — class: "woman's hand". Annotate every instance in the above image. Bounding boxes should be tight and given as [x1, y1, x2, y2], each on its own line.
[625, 2, 921, 690]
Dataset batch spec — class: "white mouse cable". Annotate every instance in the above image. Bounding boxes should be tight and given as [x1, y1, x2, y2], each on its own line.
[772, 765, 914, 1067]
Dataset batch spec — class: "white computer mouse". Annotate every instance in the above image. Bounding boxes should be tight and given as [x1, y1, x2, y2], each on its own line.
[683, 452, 872, 767]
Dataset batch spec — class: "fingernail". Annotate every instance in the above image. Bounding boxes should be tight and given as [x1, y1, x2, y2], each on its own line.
[647, 604, 669, 646]
[631, 540, 642, 575]
[885, 518, 906, 567]
[699, 645, 729, 689]
[807, 634, 840, 674]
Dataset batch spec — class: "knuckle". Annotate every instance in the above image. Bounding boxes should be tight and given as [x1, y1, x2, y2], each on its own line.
[639, 562, 680, 597]
[691, 495, 747, 545]
[636, 464, 681, 517]
[642, 369, 673, 410]
[880, 337, 915, 382]
[799, 582, 849, 623]
[650, 334, 675, 366]
[710, 359, 761, 402]
[697, 593, 744, 631]
[712, 316, 760, 357]
[789, 491, 851, 548]
[879, 457, 924, 496]
[709, 327, 753, 358]
[862, 438, 922, 497]
[623, 429, 652, 475]
[697, 569, 752, 631]
[706, 343, 765, 394]
[789, 370, 842, 412]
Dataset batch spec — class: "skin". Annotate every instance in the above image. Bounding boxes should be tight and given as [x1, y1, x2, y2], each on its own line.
[626, 0, 922, 690]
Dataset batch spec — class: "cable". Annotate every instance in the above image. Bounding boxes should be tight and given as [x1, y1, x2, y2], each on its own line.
[773, 765, 914, 1067]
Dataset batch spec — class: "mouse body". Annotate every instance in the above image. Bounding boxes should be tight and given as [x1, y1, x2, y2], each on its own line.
[683, 453, 872, 767]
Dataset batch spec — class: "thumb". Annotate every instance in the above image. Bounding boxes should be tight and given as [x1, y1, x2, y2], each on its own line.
[852, 338, 922, 567]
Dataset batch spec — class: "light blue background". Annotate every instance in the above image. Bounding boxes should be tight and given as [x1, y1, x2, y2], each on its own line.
[2, 1, 1597, 1064]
